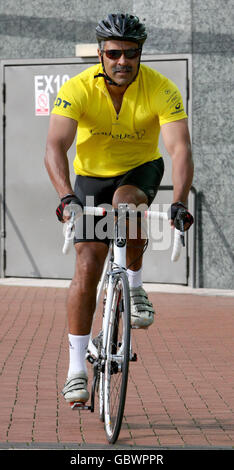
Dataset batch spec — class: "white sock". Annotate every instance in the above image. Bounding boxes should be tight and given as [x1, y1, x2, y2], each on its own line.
[127, 268, 142, 288]
[67, 333, 90, 378]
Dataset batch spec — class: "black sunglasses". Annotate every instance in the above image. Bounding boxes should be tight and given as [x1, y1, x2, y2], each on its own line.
[102, 48, 141, 60]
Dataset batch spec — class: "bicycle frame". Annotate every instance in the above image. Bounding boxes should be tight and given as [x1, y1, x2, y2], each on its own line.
[87, 203, 129, 363]
[62, 203, 184, 413]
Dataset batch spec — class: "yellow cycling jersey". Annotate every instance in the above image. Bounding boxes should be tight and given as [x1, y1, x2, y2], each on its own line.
[51, 63, 187, 177]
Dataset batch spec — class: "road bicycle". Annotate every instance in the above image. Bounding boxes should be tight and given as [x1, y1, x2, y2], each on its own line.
[62, 202, 184, 443]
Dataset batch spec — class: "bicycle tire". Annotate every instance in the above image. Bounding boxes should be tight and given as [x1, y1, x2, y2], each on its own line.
[104, 270, 131, 443]
[98, 282, 108, 423]
[99, 370, 104, 422]
[93, 331, 104, 422]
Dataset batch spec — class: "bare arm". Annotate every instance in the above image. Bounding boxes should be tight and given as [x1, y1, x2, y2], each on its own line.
[161, 119, 194, 205]
[44, 114, 78, 198]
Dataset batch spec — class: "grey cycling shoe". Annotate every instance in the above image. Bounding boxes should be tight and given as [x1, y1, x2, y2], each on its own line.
[62, 371, 89, 403]
[130, 286, 155, 328]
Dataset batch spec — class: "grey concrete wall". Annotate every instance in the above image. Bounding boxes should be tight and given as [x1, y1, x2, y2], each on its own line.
[0, 1, 233, 288]
[192, 1, 234, 289]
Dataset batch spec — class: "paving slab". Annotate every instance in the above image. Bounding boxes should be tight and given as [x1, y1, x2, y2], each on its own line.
[0, 281, 233, 450]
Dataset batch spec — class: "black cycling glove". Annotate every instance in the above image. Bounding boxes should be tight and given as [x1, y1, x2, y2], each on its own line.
[170, 202, 194, 231]
[56, 194, 83, 222]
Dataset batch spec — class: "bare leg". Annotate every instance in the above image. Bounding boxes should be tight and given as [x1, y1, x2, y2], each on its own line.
[67, 241, 109, 335]
[62, 242, 109, 401]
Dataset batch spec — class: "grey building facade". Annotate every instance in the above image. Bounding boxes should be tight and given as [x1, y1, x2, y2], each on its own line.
[0, 0, 233, 289]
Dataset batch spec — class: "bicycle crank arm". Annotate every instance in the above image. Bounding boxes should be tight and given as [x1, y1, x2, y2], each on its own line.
[70, 402, 92, 411]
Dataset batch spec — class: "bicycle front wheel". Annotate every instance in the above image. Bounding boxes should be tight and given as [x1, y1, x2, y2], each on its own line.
[104, 271, 131, 443]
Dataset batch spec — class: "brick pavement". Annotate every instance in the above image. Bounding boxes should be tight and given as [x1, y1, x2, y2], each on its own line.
[0, 284, 234, 449]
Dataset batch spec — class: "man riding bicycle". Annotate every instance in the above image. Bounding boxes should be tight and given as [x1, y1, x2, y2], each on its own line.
[44, 13, 194, 405]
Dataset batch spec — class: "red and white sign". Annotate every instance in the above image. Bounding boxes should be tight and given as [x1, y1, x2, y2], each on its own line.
[35, 91, 50, 116]
[34, 74, 70, 117]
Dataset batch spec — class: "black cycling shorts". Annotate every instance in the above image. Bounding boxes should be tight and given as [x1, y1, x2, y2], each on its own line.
[74, 158, 164, 245]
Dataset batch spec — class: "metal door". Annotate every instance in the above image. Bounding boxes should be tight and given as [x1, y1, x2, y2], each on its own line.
[1, 56, 192, 282]
[141, 57, 191, 284]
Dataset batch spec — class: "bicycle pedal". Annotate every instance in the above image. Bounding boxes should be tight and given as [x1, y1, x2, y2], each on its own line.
[131, 324, 149, 330]
[70, 401, 91, 410]
[130, 352, 137, 362]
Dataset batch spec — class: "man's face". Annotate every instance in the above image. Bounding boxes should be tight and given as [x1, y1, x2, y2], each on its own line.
[98, 40, 141, 87]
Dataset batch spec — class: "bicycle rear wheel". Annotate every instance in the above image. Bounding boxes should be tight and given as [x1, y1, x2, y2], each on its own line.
[104, 271, 131, 443]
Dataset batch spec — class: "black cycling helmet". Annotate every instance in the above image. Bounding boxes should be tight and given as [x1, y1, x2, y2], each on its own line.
[96, 13, 147, 45]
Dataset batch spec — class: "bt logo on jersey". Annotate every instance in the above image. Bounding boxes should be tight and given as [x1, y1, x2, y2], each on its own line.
[54, 97, 71, 108]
